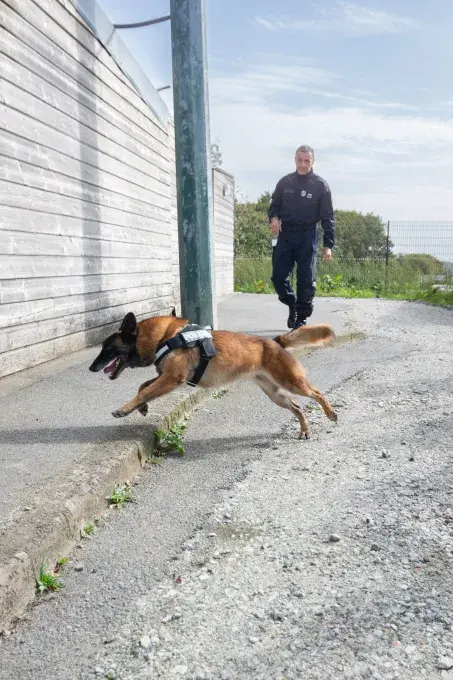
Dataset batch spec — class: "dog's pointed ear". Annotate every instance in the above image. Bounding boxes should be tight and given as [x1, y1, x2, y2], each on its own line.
[170, 306, 177, 317]
[119, 312, 137, 342]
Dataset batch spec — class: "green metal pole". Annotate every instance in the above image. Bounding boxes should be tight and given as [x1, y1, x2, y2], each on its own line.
[170, 0, 217, 328]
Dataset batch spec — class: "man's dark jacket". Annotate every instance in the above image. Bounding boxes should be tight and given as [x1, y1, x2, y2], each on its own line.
[268, 170, 335, 248]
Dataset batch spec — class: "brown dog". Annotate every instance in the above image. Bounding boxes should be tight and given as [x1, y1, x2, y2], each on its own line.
[89, 310, 338, 439]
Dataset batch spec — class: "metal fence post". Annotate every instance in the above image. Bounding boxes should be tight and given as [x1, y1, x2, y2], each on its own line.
[385, 220, 390, 289]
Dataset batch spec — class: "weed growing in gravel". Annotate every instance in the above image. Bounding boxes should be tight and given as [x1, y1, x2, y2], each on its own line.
[56, 557, 69, 568]
[305, 402, 321, 412]
[107, 483, 136, 508]
[154, 421, 188, 456]
[147, 456, 164, 465]
[36, 564, 65, 594]
[82, 523, 95, 536]
[213, 388, 228, 399]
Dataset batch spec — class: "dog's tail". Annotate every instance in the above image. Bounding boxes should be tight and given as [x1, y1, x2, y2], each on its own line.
[273, 324, 335, 350]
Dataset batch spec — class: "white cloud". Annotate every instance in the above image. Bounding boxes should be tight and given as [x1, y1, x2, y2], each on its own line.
[210, 60, 416, 112]
[255, 2, 419, 37]
[341, 3, 419, 32]
[210, 60, 337, 106]
[304, 90, 418, 111]
[208, 59, 453, 221]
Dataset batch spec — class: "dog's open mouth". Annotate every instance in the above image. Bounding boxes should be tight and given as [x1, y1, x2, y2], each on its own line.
[103, 357, 125, 380]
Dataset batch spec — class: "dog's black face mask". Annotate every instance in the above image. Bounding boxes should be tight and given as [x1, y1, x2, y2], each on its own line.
[88, 312, 148, 380]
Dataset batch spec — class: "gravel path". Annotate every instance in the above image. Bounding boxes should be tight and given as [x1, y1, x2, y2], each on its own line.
[83, 300, 453, 680]
[1, 299, 452, 680]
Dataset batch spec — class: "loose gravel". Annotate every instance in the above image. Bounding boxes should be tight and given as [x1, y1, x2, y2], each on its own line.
[1, 299, 452, 680]
[85, 300, 453, 680]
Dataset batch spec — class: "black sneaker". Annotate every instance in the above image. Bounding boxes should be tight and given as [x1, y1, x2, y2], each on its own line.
[287, 306, 297, 329]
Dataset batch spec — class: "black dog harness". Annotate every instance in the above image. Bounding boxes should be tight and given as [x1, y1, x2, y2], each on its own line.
[154, 324, 216, 387]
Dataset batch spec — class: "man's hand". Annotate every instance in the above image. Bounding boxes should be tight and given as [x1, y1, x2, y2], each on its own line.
[270, 217, 281, 237]
[322, 247, 333, 261]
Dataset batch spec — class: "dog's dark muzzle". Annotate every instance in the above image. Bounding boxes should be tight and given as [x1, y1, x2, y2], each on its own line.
[89, 358, 104, 372]
[89, 354, 126, 379]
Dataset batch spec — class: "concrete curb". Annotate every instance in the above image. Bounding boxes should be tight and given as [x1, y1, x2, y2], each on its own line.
[0, 330, 365, 631]
[0, 388, 209, 631]
[293, 330, 366, 359]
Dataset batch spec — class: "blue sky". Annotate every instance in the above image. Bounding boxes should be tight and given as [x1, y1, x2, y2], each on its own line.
[98, 0, 453, 229]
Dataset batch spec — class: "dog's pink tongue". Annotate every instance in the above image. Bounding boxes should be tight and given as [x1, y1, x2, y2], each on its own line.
[104, 359, 117, 374]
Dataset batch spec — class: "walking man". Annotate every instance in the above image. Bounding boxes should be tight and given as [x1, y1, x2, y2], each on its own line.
[268, 145, 335, 329]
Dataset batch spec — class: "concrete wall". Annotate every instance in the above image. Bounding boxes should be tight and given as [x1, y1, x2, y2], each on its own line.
[0, 0, 234, 379]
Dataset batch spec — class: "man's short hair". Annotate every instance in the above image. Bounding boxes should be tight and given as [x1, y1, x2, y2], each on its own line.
[295, 145, 314, 156]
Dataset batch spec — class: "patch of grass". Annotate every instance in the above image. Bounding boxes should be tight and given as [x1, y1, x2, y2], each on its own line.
[319, 272, 344, 293]
[412, 287, 453, 308]
[107, 482, 136, 508]
[318, 287, 453, 306]
[154, 421, 188, 456]
[237, 278, 274, 294]
[36, 564, 65, 594]
[234, 258, 274, 292]
[82, 523, 95, 536]
[234, 257, 453, 309]
[305, 402, 321, 411]
[317, 286, 376, 299]
[56, 557, 69, 569]
[147, 456, 164, 465]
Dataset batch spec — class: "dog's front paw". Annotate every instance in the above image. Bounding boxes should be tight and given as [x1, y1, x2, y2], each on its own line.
[112, 409, 129, 418]
[137, 403, 148, 417]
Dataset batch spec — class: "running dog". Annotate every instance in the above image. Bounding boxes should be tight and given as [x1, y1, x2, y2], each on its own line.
[89, 310, 338, 439]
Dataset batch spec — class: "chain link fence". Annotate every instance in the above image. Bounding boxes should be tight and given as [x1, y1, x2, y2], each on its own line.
[235, 221, 453, 297]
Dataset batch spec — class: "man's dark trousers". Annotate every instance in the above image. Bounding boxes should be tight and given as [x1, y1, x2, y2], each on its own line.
[271, 226, 318, 320]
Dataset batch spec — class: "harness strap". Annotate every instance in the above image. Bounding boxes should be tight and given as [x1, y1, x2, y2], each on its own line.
[186, 336, 215, 386]
[155, 333, 187, 364]
[154, 324, 216, 387]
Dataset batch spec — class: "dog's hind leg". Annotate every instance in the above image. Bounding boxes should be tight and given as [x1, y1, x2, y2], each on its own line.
[285, 377, 337, 423]
[254, 374, 311, 439]
[306, 384, 338, 423]
[287, 378, 337, 423]
[266, 353, 338, 424]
